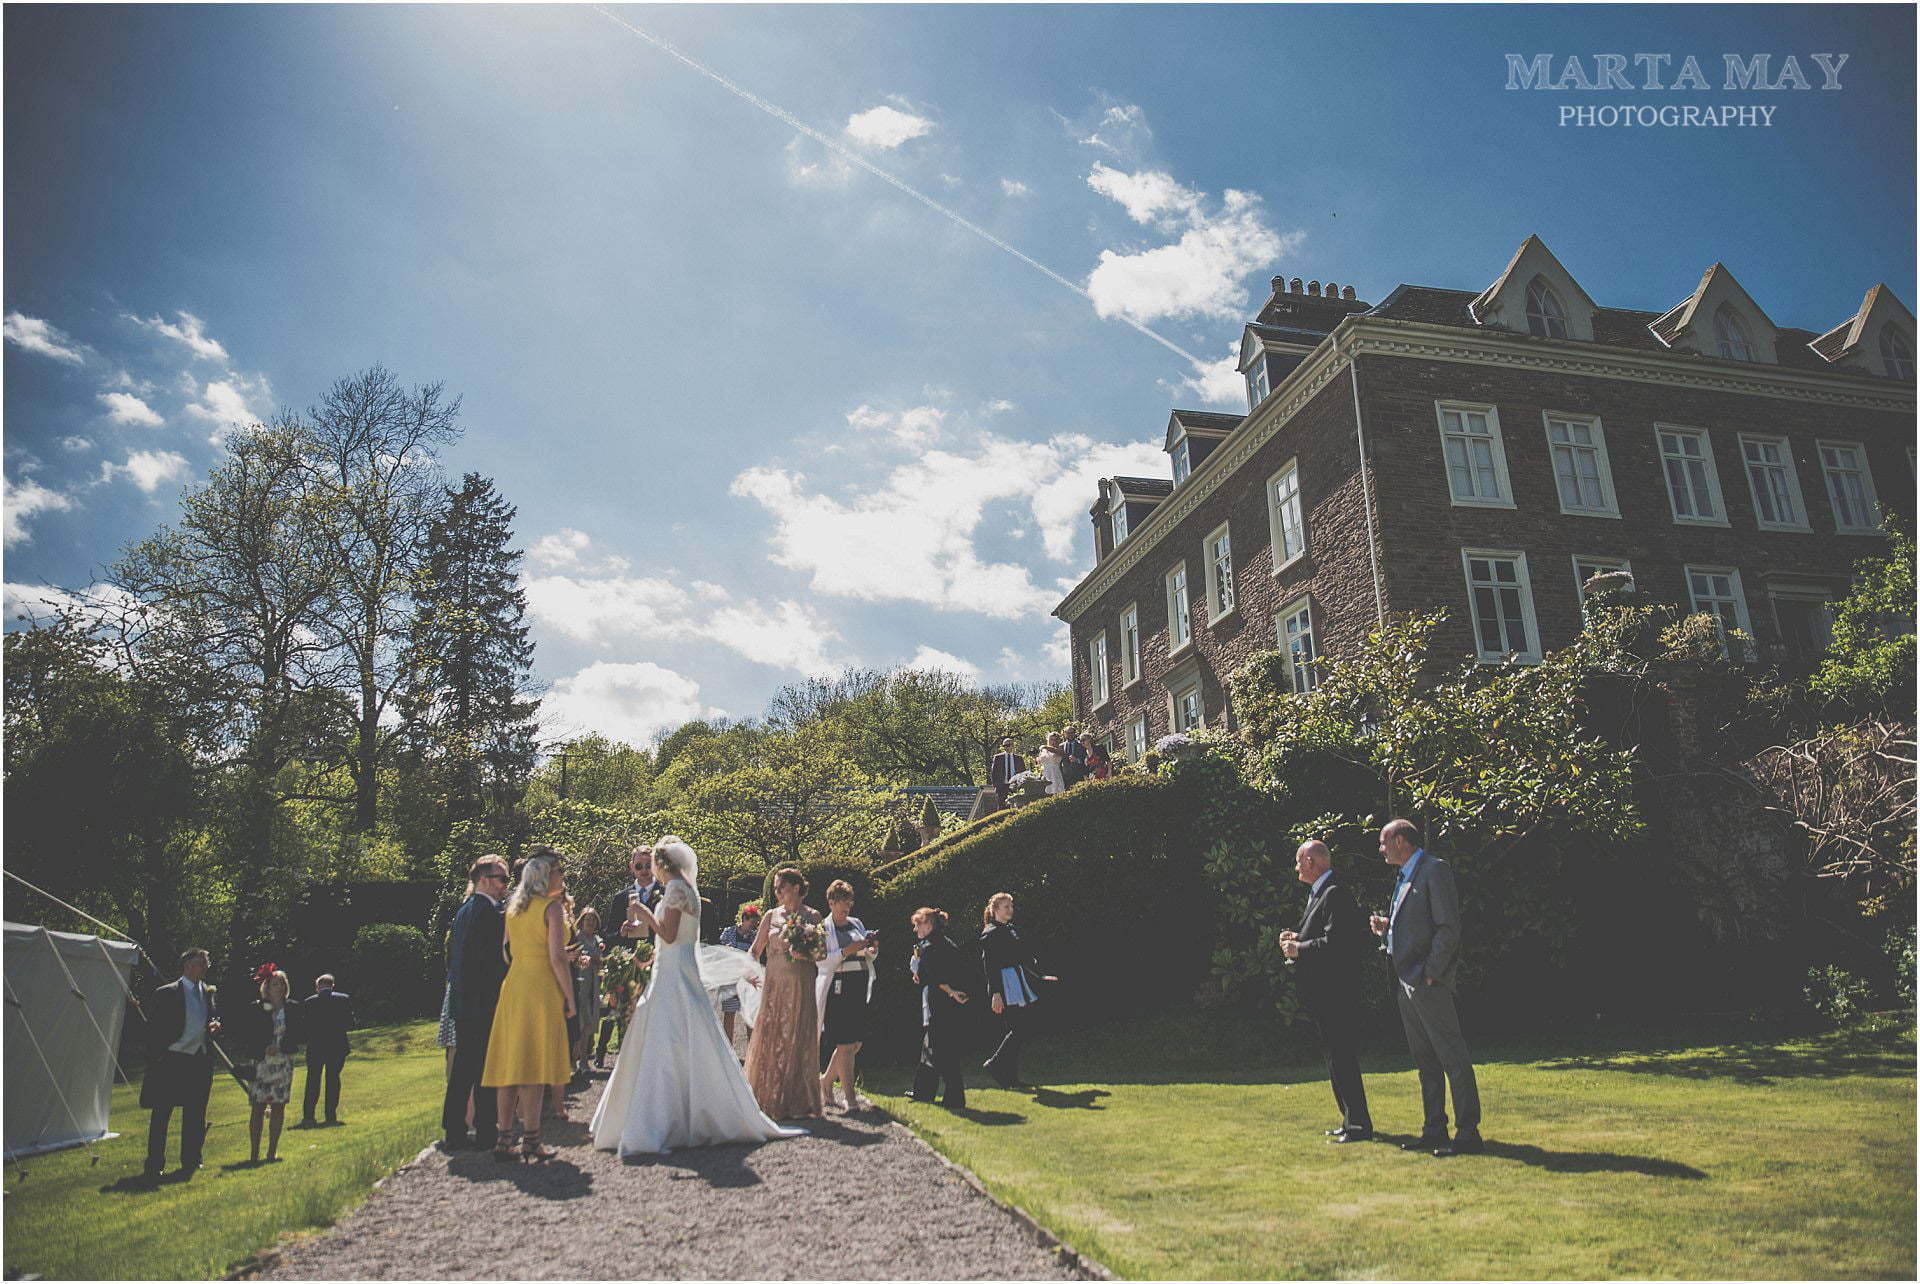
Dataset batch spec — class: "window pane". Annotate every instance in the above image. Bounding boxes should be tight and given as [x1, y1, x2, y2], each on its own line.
[1472, 587, 1503, 651]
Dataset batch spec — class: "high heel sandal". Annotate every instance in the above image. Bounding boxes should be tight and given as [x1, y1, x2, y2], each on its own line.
[492, 1134, 517, 1163]
[520, 1129, 556, 1162]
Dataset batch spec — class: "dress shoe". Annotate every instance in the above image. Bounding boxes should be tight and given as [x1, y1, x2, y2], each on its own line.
[1323, 1127, 1346, 1137]
[1401, 1135, 1449, 1152]
[1329, 1128, 1373, 1144]
[1433, 1134, 1484, 1157]
[440, 1133, 473, 1151]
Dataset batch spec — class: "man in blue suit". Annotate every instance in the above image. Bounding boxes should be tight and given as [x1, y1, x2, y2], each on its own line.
[1370, 818, 1482, 1157]
[300, 974, 354, 1125]
[440, 855, 509, 1151]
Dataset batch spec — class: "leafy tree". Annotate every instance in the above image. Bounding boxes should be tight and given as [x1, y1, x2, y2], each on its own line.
[397, 472, 539, 851]
[523, 734, 655, 810]
[1812, 524, 1915, 713]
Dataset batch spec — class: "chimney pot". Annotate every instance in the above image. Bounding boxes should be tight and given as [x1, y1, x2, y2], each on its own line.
[1308, 281, 1321, 296]
[1290, 277, 1303, 293]
[1342, 285, 1356, 300]
[1271, 276, 1286, 293]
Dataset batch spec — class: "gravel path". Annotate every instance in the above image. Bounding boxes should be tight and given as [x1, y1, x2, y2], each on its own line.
[256, 1071, 1097, 1281]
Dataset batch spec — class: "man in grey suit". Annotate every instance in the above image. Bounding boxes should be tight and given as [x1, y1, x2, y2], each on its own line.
[1369, 818, 1482, 1156]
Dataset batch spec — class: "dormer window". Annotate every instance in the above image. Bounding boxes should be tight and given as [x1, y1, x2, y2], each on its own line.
[1246, 358, 1270, 409]
[1525, 279, 1569, 339]
[1879, 323, 1914, 379]
[1110, 500, 1128, 546]
[1172, 438, 1191, 484]
[1714, 305, 1756, 361]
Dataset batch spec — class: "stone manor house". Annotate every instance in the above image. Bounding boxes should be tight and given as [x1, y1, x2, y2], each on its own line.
[1056, 235, 1917, 758]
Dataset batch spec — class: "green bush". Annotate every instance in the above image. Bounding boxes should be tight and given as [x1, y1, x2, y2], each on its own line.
[350, 923, 435, 1021]
[864, 773, 1215, 1059]
[1887, 931, 1915, 1009]
[1804, 964, 1875, 1026]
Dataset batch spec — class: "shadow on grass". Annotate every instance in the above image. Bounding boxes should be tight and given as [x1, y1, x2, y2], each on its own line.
[1029, 1087, 1110, 1110]
[1371, 1132, 1707, 1179]
[1537, 1024, 1915, 1086]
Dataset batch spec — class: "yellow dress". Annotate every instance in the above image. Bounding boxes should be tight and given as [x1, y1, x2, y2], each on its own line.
[481, 893, 572, 1088]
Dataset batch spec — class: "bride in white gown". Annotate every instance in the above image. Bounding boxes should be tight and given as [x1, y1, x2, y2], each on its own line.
[591, 837, 802, 1155]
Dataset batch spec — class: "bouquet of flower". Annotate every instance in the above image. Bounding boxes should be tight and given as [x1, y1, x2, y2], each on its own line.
[1008, 768, 1051, 803]
[779, 913, 828, 962]
[600, 941, 654, 1030]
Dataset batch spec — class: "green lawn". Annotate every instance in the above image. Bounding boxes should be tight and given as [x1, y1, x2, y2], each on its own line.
[868, 1011, 1917, 1280]
[4, 1020, 448, 1281]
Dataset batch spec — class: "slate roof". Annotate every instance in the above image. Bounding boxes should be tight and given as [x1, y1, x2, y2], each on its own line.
[897, 785, 985, 821]
[1113, 476, 1174, 497]
[1167, 410, 1243, 435]
[1367, 285, 1834, 372]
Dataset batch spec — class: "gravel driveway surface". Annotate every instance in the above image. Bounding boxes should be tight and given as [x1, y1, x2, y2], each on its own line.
[256, 1073, 1097, 1281]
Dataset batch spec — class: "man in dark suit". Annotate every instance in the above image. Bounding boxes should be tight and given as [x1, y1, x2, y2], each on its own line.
[1279, 840, 1373, 1143]
[594, 844, 663, 1064]
[301, 974, 354, 1125]
[440, 856, 509, 1151]
[142, 947, 222, 1179]
[988, 738, 1025, 808]
[1369, 818, 1482, 1157]
[1058, 723, 1088, 788]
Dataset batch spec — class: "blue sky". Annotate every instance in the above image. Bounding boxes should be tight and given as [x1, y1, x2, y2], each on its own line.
[6, 4, 1913, 745]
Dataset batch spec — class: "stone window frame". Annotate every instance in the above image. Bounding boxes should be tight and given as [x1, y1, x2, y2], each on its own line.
[1170, 430, 1192, 485]
[1266, 458, 1307, 572]
[1167, 671, 1206, 733]
[1273, 594, 1320, 694]
[1684, 563, 1756, 660]
[1816, 439, 1882, 534]
[1119, 602, 1142, 689]
[1433, 400, 1517, 510]
[1736, 432, 1811, 533]
[1571, 554, 1632, 624]
[1542, 410, 1621, 519]
[1164, 560, 1193, 658]
[1654, 423, 1731, 528]
[1460, 546, 1543, 664]
[1246, 355, 1271, 410]
[1202, 521, 1237, 624]
[1087, 629, 1110, 710]
[1765, 580, 1838, 664]
[1525, 277, 1569, 339]
[1127, 714, 1147, 763]
[1110, 496, 1129, 547]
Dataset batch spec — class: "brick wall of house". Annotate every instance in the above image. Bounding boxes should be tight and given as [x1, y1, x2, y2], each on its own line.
[1356, 353, 1915, 661]
[1069, 373, 1383, 745]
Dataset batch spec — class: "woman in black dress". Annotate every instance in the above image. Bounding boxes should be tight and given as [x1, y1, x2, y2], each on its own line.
[818, 880, 877, 1111]
[907, 907, 970, 1110]
[979, 892, 1057, 1089]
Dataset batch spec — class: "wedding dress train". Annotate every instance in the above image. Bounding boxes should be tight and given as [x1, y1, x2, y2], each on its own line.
[590, 878, 801, 1154]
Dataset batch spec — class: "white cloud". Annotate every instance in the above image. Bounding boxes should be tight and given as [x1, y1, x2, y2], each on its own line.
[100, 449, 192, 494]
[845, 402, 946, 447]
[907, 645, 981, 681]
[1086, 164, 1202, 228]
[1086, 181, 1298, 326]
[3, 474, 74, 547]
[99, 391, 164, 427]
[185, 375, 271, 440]
[3, 581, 84, 622]
[528, 528, 603, 573]
[938, 174, 963, 189]
[845, 104, 933, 149]
[60, 436, 94, 452]
[542, 661, 720, 747]
[129, 311, 229, 362]
[729, 424, 1166, 619]
[785, 136, 856, 188]
[1000, 178, 1031, 198]
[4, 312, 85, 365]
[1080, 101, 1152, 158]
[1173, 346, 1249, 407]
[524, 536, 843, 676]
[983, 399, 1017, 414]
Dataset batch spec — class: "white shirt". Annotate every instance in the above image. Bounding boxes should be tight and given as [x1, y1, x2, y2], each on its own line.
[170, 977, 209, 1055]
[1309, 869, 1334, 899]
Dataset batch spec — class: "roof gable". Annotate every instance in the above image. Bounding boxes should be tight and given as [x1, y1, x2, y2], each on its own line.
[1163, 409, 1241, 451]
[1809, 284, 1915, 376]
[1648, 263, 1780, 362]
[1469, 234, 1599, 342]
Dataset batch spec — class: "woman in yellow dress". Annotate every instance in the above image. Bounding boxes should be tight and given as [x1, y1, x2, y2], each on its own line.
[481, 847, 576, 1160]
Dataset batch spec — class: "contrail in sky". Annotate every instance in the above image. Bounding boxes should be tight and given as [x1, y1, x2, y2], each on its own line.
[589, 5, 1209, 370]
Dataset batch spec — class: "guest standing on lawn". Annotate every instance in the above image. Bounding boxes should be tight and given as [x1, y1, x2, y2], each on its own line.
[1371, 818, 1482, 1157]
[979, 893, 1057, 1089]
[1279, 840, 1373, 1143]
[142, 947, 222, 1181]
[744, 867, 826, 1121]
[817, 880, 878, 1111]
[300, 973, 352, 1126]
[240, 965, 298, 1163]
[482, 847, 576, 1161]
[441, 855, 509, 1152]
[909, 908, 971, 1110]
